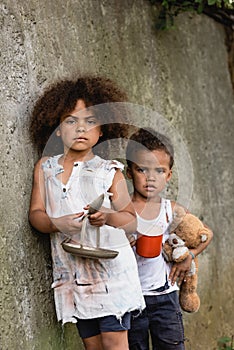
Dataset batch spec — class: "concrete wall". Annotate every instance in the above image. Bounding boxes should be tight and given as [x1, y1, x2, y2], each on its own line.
[0, 0, 233, 349]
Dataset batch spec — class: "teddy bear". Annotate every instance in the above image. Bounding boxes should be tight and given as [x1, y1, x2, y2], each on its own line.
[162, 206, 212, 313]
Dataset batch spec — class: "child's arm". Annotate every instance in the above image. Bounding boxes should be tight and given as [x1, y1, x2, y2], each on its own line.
[88, 169, 137, 234]
[29, 159, 83, 234]
[169, 225, 213, 286]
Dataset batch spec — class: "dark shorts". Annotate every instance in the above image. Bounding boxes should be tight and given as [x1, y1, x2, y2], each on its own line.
[128, 291, 185, 350]
[76, 312, 131, 339]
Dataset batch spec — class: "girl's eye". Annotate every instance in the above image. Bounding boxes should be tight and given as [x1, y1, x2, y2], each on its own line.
[65, 118, 76, 124]
[87, 119, 97, 125]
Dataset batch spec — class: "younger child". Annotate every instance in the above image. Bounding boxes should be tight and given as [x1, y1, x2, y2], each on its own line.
[29, 76, 145, 350]
[126, 127, 213, 350]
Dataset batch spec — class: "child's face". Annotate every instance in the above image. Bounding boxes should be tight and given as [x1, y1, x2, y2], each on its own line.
[57, 99, 102, 154]
[127, 149, 172, 200]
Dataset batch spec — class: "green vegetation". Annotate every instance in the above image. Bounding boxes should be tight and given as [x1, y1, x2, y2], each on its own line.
[149, 0, 234, 29]
[217, 336, 234, 350]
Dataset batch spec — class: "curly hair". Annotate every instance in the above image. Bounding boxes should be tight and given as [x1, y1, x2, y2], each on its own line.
[126, 127, 174, 169]
[29, 75, 129, 156]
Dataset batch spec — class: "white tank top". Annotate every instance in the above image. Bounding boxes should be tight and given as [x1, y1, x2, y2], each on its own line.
[134, 198, 179, 295]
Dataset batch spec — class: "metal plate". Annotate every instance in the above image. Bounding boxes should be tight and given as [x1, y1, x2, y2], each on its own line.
[61, 240, 119, 259]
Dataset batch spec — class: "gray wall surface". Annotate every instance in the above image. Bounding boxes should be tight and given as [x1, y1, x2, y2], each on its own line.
[0, 1, 233, 349]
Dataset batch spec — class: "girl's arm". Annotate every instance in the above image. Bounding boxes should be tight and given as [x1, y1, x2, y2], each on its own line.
[88, 169, 137, 234]
[29, 159, 56, 233]
[29, 159, 83, 234]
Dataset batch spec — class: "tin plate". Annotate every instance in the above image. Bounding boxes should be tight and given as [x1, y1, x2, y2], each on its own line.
[62, 239, 119, 259]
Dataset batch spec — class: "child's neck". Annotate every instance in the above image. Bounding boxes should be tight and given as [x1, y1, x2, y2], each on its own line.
[131, 192, 162, 220]
[61, 149, 94, 163]
[58, 150, 95, 186]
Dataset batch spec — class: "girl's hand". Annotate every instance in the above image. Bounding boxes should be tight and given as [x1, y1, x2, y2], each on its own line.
[50, 212, 84, 235]
[87, 209, 108, 227]
[127, 234, 137, 247]
[169, 254, 193, 286]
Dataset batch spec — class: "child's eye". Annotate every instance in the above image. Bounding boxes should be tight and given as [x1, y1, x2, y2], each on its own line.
[156, 168, 165, 174]
[137, 168, 146, 173]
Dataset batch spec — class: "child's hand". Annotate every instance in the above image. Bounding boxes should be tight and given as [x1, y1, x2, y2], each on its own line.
[50, 212, 84, 235]
[169, 254, 193, 286]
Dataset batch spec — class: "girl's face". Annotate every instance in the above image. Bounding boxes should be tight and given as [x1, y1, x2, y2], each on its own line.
[127, 149, 172, 201]
[57, 99, 102, 155]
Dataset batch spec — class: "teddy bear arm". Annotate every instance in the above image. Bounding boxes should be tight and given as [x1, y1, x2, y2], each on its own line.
[162, 242, 173, 262]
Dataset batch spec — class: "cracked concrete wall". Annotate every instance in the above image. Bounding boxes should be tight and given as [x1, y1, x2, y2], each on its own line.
[0, 1, 233, 349]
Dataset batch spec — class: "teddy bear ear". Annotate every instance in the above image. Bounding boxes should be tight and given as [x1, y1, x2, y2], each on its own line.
[198, 227, 211, 243]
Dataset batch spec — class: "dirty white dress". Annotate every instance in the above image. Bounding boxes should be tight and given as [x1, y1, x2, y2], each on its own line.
[42, 154, 145, 324]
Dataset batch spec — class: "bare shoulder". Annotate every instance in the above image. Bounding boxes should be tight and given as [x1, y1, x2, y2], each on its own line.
[34, 156, 49, 170]
[113, 167, 124, 178]
[171, 201, 189, 214]
[33, 157, 50, 181]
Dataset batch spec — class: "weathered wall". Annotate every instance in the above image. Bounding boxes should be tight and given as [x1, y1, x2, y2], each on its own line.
[0, 1, 233, 349]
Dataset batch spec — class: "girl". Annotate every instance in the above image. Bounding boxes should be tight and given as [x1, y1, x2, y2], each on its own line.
[29, 76, 145, 350]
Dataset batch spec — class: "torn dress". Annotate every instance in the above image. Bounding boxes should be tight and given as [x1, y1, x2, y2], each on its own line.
[42, 155, 145, 324]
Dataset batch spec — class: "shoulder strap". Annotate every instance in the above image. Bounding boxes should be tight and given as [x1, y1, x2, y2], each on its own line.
[164, 199, 173, 223]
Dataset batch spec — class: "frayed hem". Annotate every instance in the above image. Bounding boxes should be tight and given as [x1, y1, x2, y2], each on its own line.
[60, 317, 78, 326]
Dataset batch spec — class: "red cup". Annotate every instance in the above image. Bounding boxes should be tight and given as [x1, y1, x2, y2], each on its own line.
[136, 234, 163, 258]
